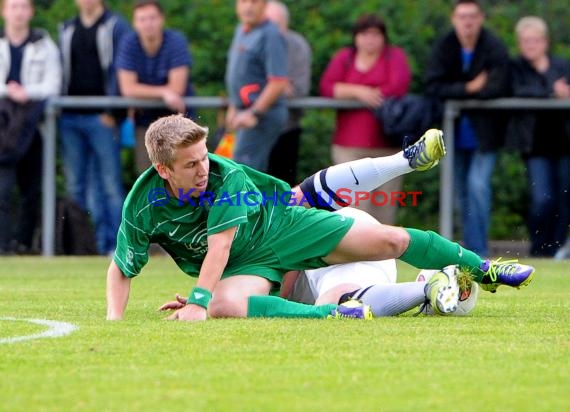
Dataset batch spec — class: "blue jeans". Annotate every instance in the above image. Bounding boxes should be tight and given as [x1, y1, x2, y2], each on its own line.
[454, 150, 497, 257]
[233, 106, 287, 172]
[59, 113, 125, 254]
[527, 156, 570, 256]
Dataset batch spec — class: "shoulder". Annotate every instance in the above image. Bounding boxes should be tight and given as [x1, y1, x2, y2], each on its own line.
[28, 28, 55, 46]
[480, 28, 507, 50]
[510, 56, 527, 69]
[59, 17, 79, 33]
[17, 29, 57, 60]
[117, 32, 140, 59]
[121, 31, 139, 45]
[117, 32, 140, 57]
[209, 153, 246, 180]
[208, 154, 250, 193]
[261, 20, 281, 36]
[287, 30, 311, 52]
[550, 55, 570, 71]
[164, 29, 188, 45]
[334, 47, 354, 60]
[433, 30, 457, 49]
[327, 47, 354, 67]
[258, 21, 284, 45]
[385, 45, 408, 60]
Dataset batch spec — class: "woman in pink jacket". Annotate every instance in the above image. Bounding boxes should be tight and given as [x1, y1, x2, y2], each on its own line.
[320, 14, 411, 224]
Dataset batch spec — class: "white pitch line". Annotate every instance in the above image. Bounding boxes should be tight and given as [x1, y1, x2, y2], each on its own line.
[0, 317, 78, 344]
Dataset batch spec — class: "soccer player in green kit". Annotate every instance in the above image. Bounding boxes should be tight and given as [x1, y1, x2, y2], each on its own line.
[106, 115, 535, 321]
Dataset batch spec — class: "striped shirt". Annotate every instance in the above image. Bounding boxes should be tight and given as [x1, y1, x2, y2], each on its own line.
[116, 29, 193, 124]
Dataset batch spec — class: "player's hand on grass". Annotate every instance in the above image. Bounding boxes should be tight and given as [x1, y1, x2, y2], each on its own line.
[158, 294, 187, 311]
[167, 303, 207, 321]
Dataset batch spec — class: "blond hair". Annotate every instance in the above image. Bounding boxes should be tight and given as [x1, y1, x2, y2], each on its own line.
[145, 114, 209, 167]
[515, 16, 548, 39]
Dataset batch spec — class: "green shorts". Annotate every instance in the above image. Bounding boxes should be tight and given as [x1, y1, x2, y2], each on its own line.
[221, 207, 354, 292]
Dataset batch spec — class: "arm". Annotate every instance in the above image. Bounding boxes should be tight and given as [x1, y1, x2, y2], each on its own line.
[424, 39, 471, 98]
[250, 78, 288, 113]
[332, 83, 384, 109]
[475, 42, 510, 99]
[320, 49, 351, 98]
[117, 66, 188, 99]
[170, 226, 238, 321]
[106, 260, 132, 320]
[320, 49, 382, 107]
[252, 25, 288, 113]
[379, 47, 411, 98]
[118, 66, 188, 113]
[286, 36, 312, 98]
[24, 37, 62, 99]
[231, 78, 288, 129]
[510, 59, 549, 98]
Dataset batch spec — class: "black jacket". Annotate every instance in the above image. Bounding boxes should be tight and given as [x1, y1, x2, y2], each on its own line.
[425, 28, 510, 151]
[505, 55, 570, 156]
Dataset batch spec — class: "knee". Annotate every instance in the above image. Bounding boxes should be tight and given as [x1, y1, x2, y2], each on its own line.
[392, 229, 411, 255]
[375, 227, 409, 258]
[208, 294, 247, 318]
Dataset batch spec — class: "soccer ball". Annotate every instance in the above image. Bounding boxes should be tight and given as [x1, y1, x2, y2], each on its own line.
[415, 268, 479, 316]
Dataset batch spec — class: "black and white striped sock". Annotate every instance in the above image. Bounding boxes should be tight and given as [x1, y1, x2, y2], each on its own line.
[298, 154, 412, 210]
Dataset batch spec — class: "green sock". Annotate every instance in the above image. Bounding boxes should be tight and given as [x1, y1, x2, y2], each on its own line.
[247, 295, 337, 319]
[400, 228, 486, 282]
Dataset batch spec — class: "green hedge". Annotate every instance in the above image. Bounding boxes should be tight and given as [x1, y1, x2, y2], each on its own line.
[29, 0, 570, 238]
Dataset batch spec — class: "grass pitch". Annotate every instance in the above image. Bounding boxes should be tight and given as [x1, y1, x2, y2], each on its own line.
[1, 257, 569, 411]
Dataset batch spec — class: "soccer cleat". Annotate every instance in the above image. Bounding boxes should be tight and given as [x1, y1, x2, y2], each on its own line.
[329, 299, 373, 320]
[403, 129, 446, 171]
[479, 259, 535, 293]
[423, 265, 460, 315]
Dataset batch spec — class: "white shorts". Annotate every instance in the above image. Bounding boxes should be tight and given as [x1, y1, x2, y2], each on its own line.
[288, 260, 397, 304]
[287, 207, 397, 304]
[306, 259, 397, 298]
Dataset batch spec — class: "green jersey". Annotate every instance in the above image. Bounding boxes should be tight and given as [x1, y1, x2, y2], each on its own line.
[114, 153, 293, 278]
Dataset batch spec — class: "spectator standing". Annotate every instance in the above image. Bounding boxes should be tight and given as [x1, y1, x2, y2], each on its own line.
[0, 0, 61, 254]
[319, 13, 411, 225]
[225, 0, 288, 172]
[425, 0, 510, 257]
[117, 0, 194, 174]
[265, 0, 311, 185]
[59, 0, 129, 255]
[507, 16, 570, 257]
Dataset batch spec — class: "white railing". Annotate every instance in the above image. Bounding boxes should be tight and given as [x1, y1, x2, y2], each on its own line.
[41, 97, 570, 256]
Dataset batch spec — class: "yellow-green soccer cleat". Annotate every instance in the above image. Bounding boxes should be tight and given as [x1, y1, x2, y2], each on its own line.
[478, 259, 535, 293]
[403, 129, 446, 171]
[329, 299, 373, 320]
[424, 265, 460, 315]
